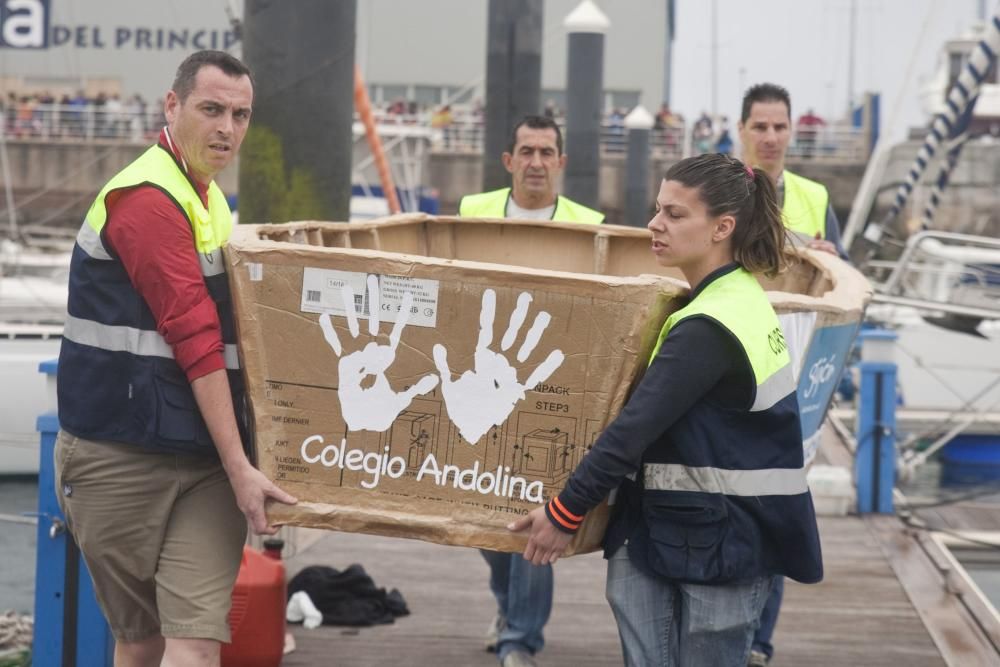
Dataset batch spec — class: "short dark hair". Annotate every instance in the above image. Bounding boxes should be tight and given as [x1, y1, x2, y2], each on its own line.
[172, 50, 254, 102]
[740, 83, 791, 123]
[664, 153, 787, 277]
[508, 115, 563, 155]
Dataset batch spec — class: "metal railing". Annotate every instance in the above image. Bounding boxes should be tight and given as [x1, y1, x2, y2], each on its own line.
[1, 103, 161, 142]
[786, 125, 869, 162]
[873, 231, 1000, 320]
[0, 102, 870, 163]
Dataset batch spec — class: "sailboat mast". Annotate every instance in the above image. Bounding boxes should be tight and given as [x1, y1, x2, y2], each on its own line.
[663, 0, 674, 106]
[0, 119, 16, 240]
[847, 0, 857, 113]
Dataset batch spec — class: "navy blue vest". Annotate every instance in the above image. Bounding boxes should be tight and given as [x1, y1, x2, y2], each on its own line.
[57, 144, 246, 456]
[606, 269, 823, 585]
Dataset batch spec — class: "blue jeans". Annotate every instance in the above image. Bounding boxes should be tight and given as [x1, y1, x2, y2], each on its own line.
[605, 546, 771, 667]
[751, 576, 784, 659]
[480, 549, 553, 660]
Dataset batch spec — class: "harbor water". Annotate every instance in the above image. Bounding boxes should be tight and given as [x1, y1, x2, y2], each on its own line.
[0, 478, 38, 614]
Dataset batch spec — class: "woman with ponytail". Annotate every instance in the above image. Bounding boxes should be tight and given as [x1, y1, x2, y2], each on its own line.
[510, 153, 823, 666]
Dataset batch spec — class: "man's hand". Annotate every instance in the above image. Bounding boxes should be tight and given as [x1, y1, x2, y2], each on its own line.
[808, 232, 838, 256]
[227, 461, 298, 535]
[508, 506, 574, 566]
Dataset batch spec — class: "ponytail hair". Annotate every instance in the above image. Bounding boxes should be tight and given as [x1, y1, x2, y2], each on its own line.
[663, 153, 788, 277]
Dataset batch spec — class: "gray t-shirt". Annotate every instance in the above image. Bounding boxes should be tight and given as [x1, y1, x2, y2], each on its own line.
[505, 198, 556, 221]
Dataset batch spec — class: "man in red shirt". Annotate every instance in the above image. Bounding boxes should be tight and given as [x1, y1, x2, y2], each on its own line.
[795, 108, 826, 157]
[56, 51, 296, 667]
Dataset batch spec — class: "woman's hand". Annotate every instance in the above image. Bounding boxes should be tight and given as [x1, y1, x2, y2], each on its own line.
[508, 506, 574, 565]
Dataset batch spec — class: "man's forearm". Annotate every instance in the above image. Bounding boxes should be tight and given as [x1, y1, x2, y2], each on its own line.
[190, 368, 251, 473]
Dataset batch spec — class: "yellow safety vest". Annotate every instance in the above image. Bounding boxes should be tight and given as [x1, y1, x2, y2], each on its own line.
[458, 187, 604, 224]
[650, 266, 794, 412]
[84, 144, 233, 255]
[782, 170, 828, 240]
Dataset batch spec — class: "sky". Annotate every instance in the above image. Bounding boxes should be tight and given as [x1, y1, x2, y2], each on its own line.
[667, 0, 986, 140]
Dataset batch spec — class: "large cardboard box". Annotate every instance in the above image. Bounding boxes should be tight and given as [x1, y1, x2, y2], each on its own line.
[226, 215, 683, 554]
[225, 214, 872, 555]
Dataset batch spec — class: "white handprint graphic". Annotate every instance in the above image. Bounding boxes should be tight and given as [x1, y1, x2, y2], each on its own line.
[319, 274, 439, 432]
[433, 290, 565, 444]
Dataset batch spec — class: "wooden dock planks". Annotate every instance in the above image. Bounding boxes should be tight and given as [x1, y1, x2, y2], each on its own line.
[277, 514, 950, 666]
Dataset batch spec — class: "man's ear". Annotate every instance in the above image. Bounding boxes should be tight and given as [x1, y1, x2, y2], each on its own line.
[502, 152, 514, 174]
[164, 90, 179, 125]
[558, 153, 567, 170]
[714, 215, 736, 242]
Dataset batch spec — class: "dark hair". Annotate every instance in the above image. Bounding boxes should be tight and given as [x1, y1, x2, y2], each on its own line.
[664, 153, 787, 277]
[507, 115, 563, 155]
[740, 83, 791, 123]
[172, 50, 254, 102]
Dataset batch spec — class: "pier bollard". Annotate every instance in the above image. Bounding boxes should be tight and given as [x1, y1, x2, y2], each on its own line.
[32, 359, 113, 667]
[854, 330, 898, 513]
[624, 106, 654, 228]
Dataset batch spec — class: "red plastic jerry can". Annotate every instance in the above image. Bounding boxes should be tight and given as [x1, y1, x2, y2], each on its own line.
[222, 539, 287, 667]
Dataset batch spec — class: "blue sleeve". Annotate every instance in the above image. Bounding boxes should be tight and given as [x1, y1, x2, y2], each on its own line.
[553, 317, 748, 520]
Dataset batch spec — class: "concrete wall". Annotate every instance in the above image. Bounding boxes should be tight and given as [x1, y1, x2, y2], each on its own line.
[0, 139, 237, 226]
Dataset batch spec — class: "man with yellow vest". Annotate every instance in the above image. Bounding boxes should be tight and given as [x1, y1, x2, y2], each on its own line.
[461, 115, 601, 667]
[460, 115, 604, 225]
[55, 51, 296, 667]
[739, 83, 847, 260]
[738, 82, 845, 666]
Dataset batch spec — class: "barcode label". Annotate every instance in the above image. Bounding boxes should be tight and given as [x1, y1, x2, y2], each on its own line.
[300, 268, 439, 328]
[247, 263, 263, 281]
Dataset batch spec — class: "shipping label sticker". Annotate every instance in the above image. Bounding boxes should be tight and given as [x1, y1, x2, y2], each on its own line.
[300, 268, 440, 328]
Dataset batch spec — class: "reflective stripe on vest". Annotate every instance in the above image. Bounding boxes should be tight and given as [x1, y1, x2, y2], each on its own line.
[643, 462, 809, 496]
[649, 267, 793, 412]
[782, 170, 828, 239]
[77, 219, 227, 276]
[458, 187, 604, 224]
[62, 314, 240, 370]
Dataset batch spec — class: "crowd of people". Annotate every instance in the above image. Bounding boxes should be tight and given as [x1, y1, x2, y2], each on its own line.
[416, 99, 831, 160]
[1, 90, 165, 140]
[1, 86, 832, 164]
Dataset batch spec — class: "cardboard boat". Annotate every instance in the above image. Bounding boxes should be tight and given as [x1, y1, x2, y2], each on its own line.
[225, 214, 872, 555]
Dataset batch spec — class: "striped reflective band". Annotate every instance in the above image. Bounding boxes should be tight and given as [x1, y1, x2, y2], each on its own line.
[751, 363, 795, 412]
[545, 496, 584, 533]
[643, 462, 808, 497]
[63, 315, 240, 369]
[199, 248, 226, 277]
[76, 224, 112, 260]
[76, 222, 226, 278]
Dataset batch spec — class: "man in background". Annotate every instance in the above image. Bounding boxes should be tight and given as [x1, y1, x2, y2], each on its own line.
[459, 114, 602, 667]
[738, 83, 846, 666]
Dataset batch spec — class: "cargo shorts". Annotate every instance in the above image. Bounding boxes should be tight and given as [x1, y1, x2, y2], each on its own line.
[54, 431, 247, 643]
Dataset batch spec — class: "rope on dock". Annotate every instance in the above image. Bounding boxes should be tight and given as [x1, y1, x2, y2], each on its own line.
[883, 12, 1000, 227]
[0, 514, 36, 527]
[0, 610, 33, 654]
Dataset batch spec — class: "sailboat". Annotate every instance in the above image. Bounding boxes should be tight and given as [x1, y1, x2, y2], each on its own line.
[841, 9, 1000, 484]
[0, 119, 68, 476]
